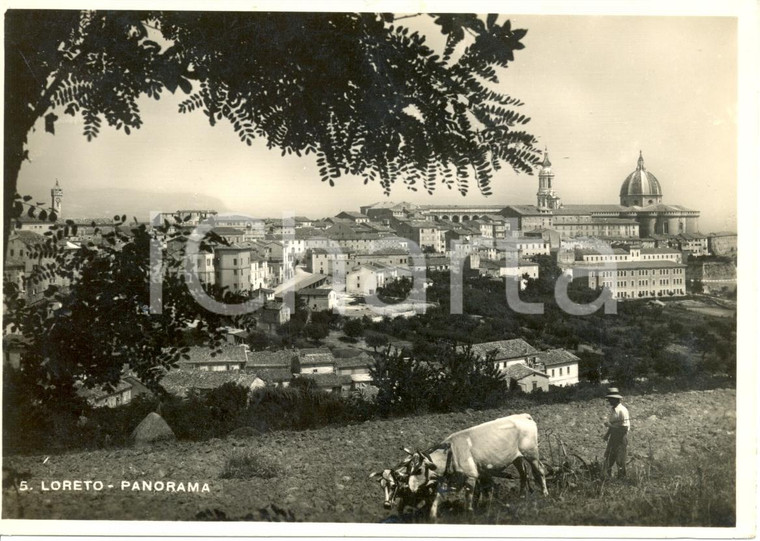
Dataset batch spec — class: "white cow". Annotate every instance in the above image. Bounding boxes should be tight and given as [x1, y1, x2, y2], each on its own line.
[406, 413, 548, 519]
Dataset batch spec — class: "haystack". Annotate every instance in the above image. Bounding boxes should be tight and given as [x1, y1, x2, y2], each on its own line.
[131, 412, 175, 445]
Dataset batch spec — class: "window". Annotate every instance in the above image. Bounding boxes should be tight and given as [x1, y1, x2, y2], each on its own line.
[532, 381, 538, 391]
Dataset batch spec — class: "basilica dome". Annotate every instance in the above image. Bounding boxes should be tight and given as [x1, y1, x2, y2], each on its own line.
[619, 152, 662, 206]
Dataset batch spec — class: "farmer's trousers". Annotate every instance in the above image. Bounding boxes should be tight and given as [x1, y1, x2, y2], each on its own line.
[604, 428, 628, 477]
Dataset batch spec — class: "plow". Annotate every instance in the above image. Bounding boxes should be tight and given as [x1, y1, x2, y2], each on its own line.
[539, 429, 599, 492]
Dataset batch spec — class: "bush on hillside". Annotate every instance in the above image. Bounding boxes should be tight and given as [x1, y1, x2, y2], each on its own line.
[220, 450, 282, 479]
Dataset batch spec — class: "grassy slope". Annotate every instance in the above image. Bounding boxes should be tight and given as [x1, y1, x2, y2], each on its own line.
[3, 388, 735, 526]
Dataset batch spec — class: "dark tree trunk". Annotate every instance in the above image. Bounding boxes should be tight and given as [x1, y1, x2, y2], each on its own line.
[3, 128, 26, 259]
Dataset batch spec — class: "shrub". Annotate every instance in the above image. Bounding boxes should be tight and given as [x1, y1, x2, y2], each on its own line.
[304, 322, 329, 343]
[370, 348, 433, 416]
[220, 450, 281, 480]
[343, 318, 363, 339]
[428, 346, 507, 412]
[243, 384, 365, 432]
[162, 392, 216, 440]
[365, 331, 389, 352]
[246, 330, 273, 351]
[87, 393, 160, 447]
[161, 383, 250, 441]
[2, 367, 91, 453]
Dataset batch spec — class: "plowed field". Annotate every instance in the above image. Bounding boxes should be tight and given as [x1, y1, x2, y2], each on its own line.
[2, 388, 736, 526]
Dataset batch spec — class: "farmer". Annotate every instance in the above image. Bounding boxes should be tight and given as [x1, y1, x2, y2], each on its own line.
[602, 387, 630, 478]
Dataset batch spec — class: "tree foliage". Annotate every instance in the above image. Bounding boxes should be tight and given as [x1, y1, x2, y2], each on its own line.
[370, 342, 507, 416]
[3, 217, 252, 408]
[5, 10, 539, 251]
[376, 276, 414, 303]
[342, 318, 364, 339]
[364, 331, 389, 352]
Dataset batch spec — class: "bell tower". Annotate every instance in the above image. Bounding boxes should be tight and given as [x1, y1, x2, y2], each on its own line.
[51, 179, 62, 218]
[537, 148, 561, 210]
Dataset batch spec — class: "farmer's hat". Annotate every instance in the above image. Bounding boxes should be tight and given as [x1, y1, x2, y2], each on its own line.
[605, 387, 623, 399]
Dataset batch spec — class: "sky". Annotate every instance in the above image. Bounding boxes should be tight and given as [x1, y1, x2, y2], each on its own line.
[16, 10, 741, 233]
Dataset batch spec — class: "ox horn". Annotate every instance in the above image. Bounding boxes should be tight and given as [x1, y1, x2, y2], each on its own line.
[420, 450, 437, 470]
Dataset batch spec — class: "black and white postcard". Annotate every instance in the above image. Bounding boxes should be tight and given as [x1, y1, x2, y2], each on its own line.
[1, 0, 756, 538]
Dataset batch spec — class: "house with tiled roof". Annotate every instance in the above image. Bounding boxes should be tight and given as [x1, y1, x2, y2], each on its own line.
[466, 339, 540, 371]
[538, 349, 580, 387]
[296, 288, 337, 311]
[346, 264, 385, 296]
[250, 367, 293, 388]
[674, 232, 709, 256]
[294, 216, 314, 227]
[160, 370, 264, 398]
[5, 231, 70, 305]
[177, 345, 248, 372]
[424, 255, 450, 272]
[476, 257, 538, 285]
[298, 348, 336, 374]
[256, 301, 292, 332]
[353, 250, 410, 268]
[335, 211, 370, 224]
[335, 352, 375, 388]
[245, 349, 299, 371]
[504, 363, 550, 393]
[76, 379, 135, 408]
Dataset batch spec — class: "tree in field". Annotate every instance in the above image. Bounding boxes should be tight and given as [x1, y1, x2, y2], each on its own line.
[364, 331, 389, 352]
[4, 10, 539, 419]
[304, 322, 329, 344]
[428, 345, 507, 412]
[6, 10, 539, 252]
[343, 318, 364, 340]
[246, 330, 272, 351]
[376, 276, 414, 304]
[2, 221, 247, 410]
[370, 347, 433, 416]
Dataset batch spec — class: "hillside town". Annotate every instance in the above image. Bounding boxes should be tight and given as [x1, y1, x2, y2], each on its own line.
[3, 150, 737, 409]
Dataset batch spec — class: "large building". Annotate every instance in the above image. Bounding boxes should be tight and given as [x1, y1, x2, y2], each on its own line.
[567, 246, 687, 299]
[501, 150, 700, 239]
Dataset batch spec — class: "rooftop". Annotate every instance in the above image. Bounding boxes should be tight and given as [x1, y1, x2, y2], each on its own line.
[245, 349, 298, 368]
[641, 247, 681, 254]
[160, 370, 261, 397]
[177, 346, 248, 366]
[300, 348, 336, 366]
[539, 349, 581, 367]
[335, 353, 374, 369]
[467, 339, 538, 360]
[573, 260, 686, 270]
[297, 288, 335, 297]
[252, 367, 293, 383]
[212, 227, 246, 235]
[504, 363, 549, 381]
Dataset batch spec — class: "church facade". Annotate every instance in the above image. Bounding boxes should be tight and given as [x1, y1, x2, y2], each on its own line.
[500, 150, 700, 239]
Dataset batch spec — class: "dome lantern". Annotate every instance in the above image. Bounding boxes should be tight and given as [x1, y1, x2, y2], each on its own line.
[620, 152, 663, 207]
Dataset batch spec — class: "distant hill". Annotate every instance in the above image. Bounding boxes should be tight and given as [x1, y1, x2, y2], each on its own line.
[61, 188, 228, 221]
